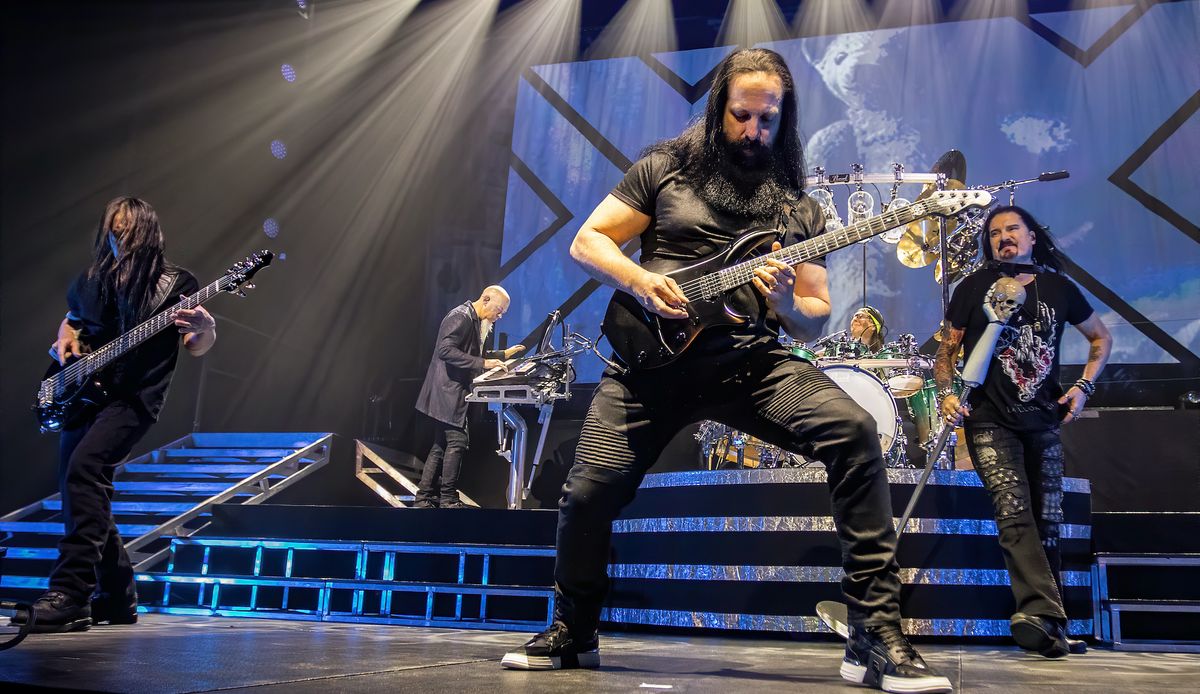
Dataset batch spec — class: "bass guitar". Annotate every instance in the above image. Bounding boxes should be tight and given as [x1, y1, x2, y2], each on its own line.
[602, 190, 992, 370]
[34, 250, 273, 432]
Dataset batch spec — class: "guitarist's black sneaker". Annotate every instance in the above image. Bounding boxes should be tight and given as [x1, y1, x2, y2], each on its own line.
[1010, 613, 1070, 658]
[501, 622, 600, 670]
[841, 623, 952, 693]
[10, 591, 92, 633]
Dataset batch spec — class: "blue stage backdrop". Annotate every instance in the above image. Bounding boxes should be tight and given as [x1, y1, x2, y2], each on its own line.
[498, 2, 1200, 383]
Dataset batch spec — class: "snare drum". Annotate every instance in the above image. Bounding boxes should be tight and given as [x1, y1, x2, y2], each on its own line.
[821, 364, 899, 458]
[790, 343, 818, 362]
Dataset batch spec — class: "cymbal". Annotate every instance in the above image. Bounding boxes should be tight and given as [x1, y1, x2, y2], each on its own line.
[894, 179, 964, 256]
[897, 226, 939, 268]
[932, 149, 967, 184]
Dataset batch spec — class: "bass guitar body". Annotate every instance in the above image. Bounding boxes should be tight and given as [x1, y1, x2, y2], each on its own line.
[37, 355, 108, 433]
[603, 228, 778, 371]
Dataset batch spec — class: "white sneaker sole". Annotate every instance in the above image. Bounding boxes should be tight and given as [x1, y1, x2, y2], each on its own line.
[501, 651, 600, 670]
[840, 661, 953, 693]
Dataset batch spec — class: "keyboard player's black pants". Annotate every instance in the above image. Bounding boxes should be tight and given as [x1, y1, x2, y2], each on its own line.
[415, 421, 470, 507]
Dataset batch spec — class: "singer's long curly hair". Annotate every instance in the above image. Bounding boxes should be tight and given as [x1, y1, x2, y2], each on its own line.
[980, 205, 1067, 272]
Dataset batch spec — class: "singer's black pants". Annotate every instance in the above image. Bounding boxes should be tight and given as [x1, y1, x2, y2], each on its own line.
[965, 422, 1068, 623]
[551, 343, 902, 637]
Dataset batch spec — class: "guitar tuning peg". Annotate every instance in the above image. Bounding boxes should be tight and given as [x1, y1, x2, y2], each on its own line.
[235, 289, 248, 298]
[245, 283, 256, 290]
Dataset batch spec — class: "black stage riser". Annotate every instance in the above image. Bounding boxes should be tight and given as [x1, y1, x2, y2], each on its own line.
[603, 468, 1093, 635]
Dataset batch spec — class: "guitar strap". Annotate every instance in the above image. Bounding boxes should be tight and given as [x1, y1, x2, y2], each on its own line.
[150, 268, 179, 313]
[775, 199, 797, 242]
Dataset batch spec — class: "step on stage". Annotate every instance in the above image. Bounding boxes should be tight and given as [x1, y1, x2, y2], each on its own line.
[125, 467, 1095, 636]
[2, 614, 1199, 693]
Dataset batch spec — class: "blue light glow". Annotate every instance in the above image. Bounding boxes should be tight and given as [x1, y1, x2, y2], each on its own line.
[270, 140, 287, 159]
[263, 218, 279, 238]
[281, 64, 296, 82]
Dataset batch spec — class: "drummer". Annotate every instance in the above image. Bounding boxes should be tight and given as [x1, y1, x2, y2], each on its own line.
[813, 305, 886, 358]
[849, 305, 886, 353]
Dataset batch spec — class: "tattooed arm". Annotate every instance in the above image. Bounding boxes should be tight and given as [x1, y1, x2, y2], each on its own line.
[1058, 312, 1113, 424]
[936, 325, 970, 424]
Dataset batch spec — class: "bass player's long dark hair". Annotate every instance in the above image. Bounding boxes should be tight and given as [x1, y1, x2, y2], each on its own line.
[87, 197, 169, 330]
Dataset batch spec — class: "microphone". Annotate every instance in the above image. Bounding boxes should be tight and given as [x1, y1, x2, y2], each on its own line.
[1037, 171, 1069, 182]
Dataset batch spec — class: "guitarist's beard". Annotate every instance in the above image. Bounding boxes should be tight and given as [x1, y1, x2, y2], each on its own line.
[694, 138, 791, 223]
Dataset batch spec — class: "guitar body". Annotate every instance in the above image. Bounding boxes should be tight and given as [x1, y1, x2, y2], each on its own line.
[600, 189, 994, 371]
[37, 355, 108, 432]
[603, 229, 779, 370]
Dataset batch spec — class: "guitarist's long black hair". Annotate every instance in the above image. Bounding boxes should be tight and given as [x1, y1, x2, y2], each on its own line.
[644, 48, 806, 194]
[87, 196, 169, 331]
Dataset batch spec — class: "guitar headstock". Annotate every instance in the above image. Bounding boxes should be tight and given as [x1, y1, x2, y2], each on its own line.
[925, 189, 993, 218]
[224, 250, 274, 293]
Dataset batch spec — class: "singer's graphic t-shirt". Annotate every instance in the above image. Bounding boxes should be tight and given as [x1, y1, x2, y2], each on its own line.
[945, 268, 1093, 431]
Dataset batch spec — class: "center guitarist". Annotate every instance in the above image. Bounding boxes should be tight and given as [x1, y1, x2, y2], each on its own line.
[502, 49, 951, 693]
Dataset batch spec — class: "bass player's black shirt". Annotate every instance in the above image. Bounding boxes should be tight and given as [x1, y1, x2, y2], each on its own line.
[66, 267, 199, 420]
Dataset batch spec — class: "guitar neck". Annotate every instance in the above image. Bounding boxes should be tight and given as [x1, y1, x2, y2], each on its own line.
[73, 277, 228, 378]
[711, 200, 935, 294]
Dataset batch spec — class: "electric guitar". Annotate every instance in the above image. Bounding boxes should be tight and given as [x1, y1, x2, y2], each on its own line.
[602, 190, 993, 370]
[34, 250, 274, 432]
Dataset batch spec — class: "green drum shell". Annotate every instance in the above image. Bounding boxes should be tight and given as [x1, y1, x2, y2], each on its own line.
[790, 345, 817, 362]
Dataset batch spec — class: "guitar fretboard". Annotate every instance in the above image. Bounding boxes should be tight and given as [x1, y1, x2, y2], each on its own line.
[51, 276, 231, 392]
[708, 201, 934, 297]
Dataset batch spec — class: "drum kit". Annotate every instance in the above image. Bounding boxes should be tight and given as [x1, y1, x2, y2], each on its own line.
[695, 332, 952, 470]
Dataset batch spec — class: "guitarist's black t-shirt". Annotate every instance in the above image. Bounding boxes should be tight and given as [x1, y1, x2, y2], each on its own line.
[611, 151, 828, 355]
[66, 267, 199, 421]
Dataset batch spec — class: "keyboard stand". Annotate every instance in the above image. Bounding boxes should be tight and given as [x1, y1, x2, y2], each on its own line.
[467, 380, 568, 510]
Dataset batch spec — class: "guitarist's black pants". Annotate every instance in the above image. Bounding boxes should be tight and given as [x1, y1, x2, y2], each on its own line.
[553, 344, 902, 634]
[49, 399, 153, 606]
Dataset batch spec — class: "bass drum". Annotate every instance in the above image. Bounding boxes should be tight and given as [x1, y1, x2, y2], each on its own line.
[820, 364, 900, 460]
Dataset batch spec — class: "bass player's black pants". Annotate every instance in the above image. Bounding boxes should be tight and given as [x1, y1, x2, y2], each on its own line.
[49, 398, 153, 606]
[552, 343, 903, 636]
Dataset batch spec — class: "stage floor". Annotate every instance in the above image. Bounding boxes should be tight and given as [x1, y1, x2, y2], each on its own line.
[2, 614, 1198, 693]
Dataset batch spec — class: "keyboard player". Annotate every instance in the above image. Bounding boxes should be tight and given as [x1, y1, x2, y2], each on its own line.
[414, 286, 525, 508]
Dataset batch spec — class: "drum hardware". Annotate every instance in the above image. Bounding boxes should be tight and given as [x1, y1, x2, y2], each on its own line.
[694, 422, 807, 470]
[809, 167, 844, 233]
[847, 164, 874, 226]
[881, 163, 912, 244]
